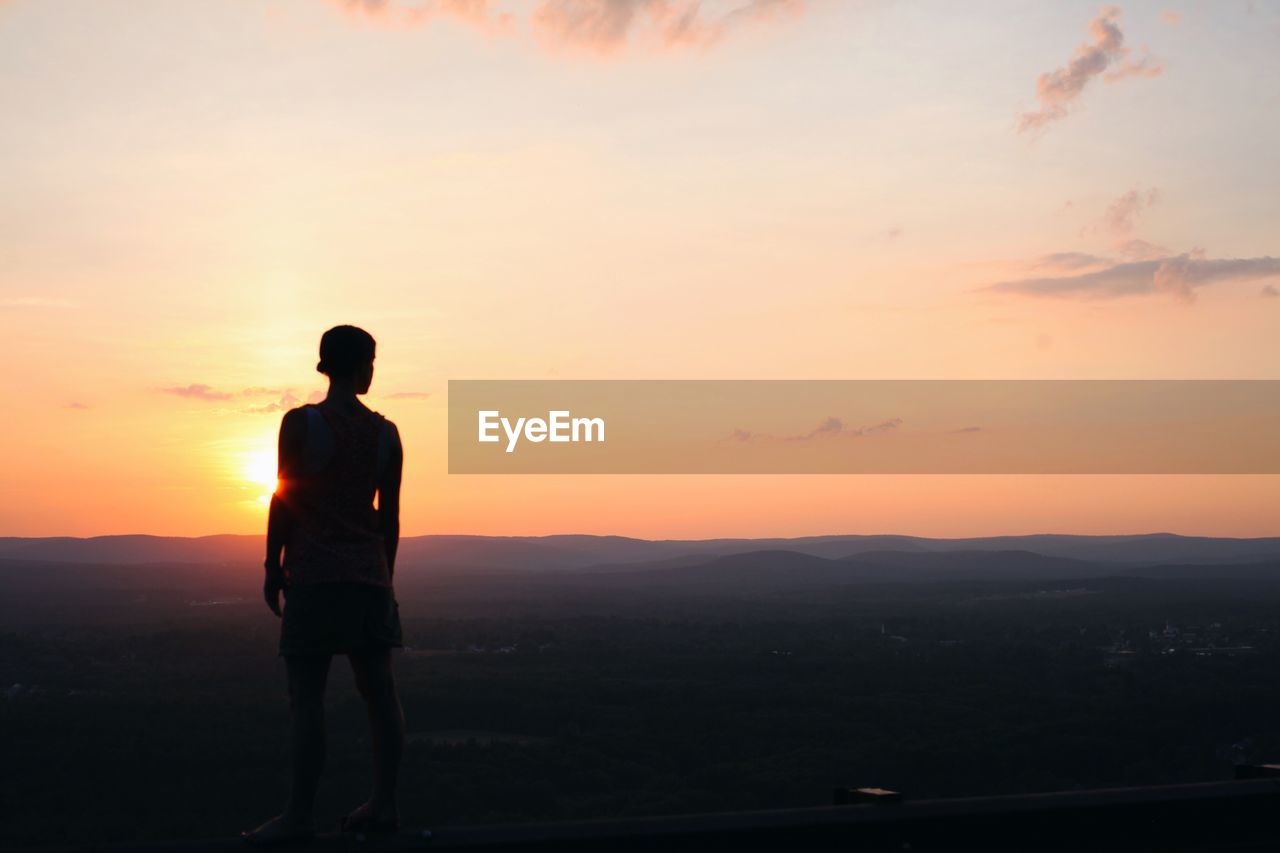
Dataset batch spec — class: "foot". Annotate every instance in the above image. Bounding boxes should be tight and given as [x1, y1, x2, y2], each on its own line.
[241, 813, 316, 846]
[338, 800, 399, 835]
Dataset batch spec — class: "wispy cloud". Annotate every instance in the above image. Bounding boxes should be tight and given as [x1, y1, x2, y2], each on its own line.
[727, 416, 903, 443]
[1263, 284, 1280, 299]
[1018, 7, 1163, 135]
[158, 385, 317, 411]
[385, 391, 432, 399]
[161, 384, 234, 401]
[1114, 237, 1169, 260]
[329, 0, 805, 54]
[1161, 9, 1183, 26]
[65, 402, 91, 410]
[1034, 252, 1110, 271]
[988, 254, 1280, 302]
[534, 0, 803, 54]
[1095, 187, 1160, 237]
[245, 391, 301, 415]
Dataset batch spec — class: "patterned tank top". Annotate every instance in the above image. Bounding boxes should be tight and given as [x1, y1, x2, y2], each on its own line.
[281, 403, 392, 588]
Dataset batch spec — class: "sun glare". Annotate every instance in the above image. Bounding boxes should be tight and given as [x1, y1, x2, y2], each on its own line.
[242, 447, 279, 507]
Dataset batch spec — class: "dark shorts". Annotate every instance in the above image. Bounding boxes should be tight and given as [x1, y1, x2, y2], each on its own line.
[279, 581, 403, 657]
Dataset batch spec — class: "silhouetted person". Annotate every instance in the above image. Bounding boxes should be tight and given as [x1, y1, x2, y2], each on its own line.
[243, 325, 405, 845]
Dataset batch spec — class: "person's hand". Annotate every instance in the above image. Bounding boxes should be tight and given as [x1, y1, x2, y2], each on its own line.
[263, 562, 286, 617]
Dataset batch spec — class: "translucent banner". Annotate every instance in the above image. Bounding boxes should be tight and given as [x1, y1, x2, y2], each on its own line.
[447, 380, 1280, 474]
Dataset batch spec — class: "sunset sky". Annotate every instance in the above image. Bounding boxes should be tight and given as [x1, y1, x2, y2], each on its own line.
[2, 0, 1278, 539]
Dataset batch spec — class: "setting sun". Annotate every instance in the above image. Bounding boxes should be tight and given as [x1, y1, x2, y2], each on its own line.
[242, 447, 278, 508]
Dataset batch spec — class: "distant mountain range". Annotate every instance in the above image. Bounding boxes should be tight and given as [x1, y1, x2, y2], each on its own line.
[1, 532, 1278, 572]
[1, 534, 1279, 623]
[570, 548, 1280, 591]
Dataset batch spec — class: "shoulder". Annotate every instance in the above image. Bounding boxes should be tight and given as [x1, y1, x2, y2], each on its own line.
[381, 418, 402, 451]
[280, 405, 310, 429]
[280, 405, 311, 430]
[278, 405, 316, 443]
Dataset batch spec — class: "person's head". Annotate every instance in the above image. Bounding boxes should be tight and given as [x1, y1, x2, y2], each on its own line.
[317, 325, 376, 394]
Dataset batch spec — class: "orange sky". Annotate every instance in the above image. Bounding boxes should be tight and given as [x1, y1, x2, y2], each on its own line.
[1, 1, 1278, 538]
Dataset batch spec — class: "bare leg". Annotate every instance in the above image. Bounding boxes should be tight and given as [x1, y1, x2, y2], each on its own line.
[285, 654, 332, 825]
[244, 654, 331, 843]
[345, 646, 404, 827]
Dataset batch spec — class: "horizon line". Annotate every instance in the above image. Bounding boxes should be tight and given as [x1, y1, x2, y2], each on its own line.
[3, 530, 1277, 542]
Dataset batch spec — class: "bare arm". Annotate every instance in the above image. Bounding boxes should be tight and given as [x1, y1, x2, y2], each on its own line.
[264, 408, 306, 615]
[378, 421, 403, 579]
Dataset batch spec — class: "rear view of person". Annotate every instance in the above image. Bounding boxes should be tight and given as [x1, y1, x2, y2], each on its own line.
[244, 325, 406, 845]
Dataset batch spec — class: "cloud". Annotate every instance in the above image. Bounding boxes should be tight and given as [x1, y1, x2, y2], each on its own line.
[161, 384, 234, 401]
[786, 415, 846, 440]
[1114, 237, 1169, 260]
[1096, 187, 1159, 237]
[988, 254, 1280, 302]
[159, 385, 318, 410]
[725, 416, 903, 444]
[784, 416, 901, 441]
[385, 391, 432, 399]
[1263, 284, 1280, 298]
[1034, 252, 1110, 271]
[65, 402, 90, 410]
[330, 0, 805, 54]
[858, 418, 902, 436]
[245, 391, 302, 415]
[1017, 7, 1163, 134]
[1104, 47, 1162, 82]
[1161, 10, 1183, 26]
[534, 0, 803, 53]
